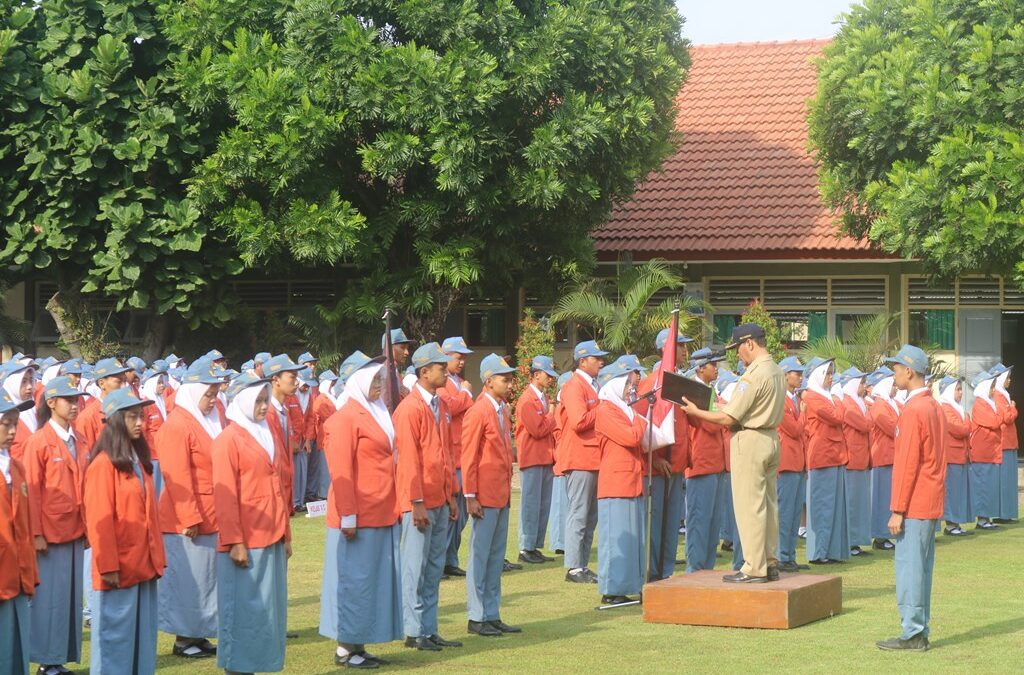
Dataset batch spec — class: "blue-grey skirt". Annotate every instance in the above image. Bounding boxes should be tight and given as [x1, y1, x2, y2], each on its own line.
[970, 462, 1000, 519]
[217, 542, 287, 673]
[337, 523, 403, 646]
[944, 463, 972, 523]
[870, 465, 894, 539]
[844, 468, 872, 547]
[597, 497, 645, 596]
[158, 533, 218, 638]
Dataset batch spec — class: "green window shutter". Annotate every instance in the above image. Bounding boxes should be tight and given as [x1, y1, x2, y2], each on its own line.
[808, 312, 827, 341]
[713, 314, 736, 341]
[925, 310, 954, 350]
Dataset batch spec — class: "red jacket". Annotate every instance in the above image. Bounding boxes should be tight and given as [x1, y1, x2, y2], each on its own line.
[686, 414, 728, 478]
[891, 390, 946, 519]
[438, 376, 474, 470]
[0, 457, 38, 600]
[285, 394, 305, 451]
[970, 400, 1003, 464]
[514, 386, 557, 469]
[212, 424, 291, 552]
[941, 404, 971, 465]
[461, 395, 514, 508]
[10, 418, 33, 463]
[23, 422, 86, 543]
[312, 395, 337, 448]
[322, 400, 399, 529]
[596, 401, 647, 499]
[842, 398, 873, 471]
[76, 396, 104, 461]
[994, 390, 1019, 450]
[84, 453, 165, 591]
[393, 388, 456, 511]
[804, 391, 846, 470]
[142, 405, 166, 459]
[299, 392, 317, 443]
[156, 408, 218, 534]
[777, 393, 805, 473]
[558, 373, 602, 471]
[869, 400, 899, 467]
[552, 402, 569, 476]
[265, 400, 295, 508]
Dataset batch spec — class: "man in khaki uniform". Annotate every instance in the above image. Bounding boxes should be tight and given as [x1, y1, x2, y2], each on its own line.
[681, 323, 785, 583]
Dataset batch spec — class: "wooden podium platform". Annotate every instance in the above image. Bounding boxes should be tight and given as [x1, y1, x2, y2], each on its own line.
[642, 570, 842, 629]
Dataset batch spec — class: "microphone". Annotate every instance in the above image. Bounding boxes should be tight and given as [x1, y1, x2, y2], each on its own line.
[627, 386, 661, 407]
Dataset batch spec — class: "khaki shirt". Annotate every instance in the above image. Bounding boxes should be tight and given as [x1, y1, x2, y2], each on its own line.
[722, 354, 785, 430]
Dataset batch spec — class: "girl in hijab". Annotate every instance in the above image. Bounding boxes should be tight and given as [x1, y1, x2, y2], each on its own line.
[213, 374, 291, 674]
[140, 368, 169, 496]
[1, 362, 37, 462]
[156, 361, 225, 659]
[83, 390, 166, 675]
[990, 366, 1018, 523]
[969, 371, 1003, 529]
[547, 371, 573, 555]
[803, 358, 850, 564]
[321, 355, 402, 668]
[840, 369, 873, 556]
[939, 377, 972, 536]
[869, 374, 900, 550]
[594, 356, 650, 607]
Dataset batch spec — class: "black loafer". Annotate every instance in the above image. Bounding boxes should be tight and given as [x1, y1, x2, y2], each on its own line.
[339, 653, 380, 669]
[721, 541, 734, 552]
[872, 539, 895, 550]
[427, 633, 463, 648]
[723, 571, 769, 583]
[554, 549, 565, 554]
[172, 642, 214, 659]
[600, 595, 636, 606]
[404, 636, 441, 651]
[468, 620, 502, 637]
[488, 620, 522, 634]
[503, 559, 523, 571]
[767, 566, 779, 581]
[565, 569, 591, 584]
[443, 565, 467, 577]
[582, 568, 599, 583]
[778, 561, 800, 573]
[876, 633, 929, 651]
[518, 550, 545, 564]
[537, 551, 554, 562]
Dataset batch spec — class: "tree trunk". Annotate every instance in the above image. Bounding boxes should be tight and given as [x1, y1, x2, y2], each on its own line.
[405, 283, 462, 344]
[140, 310, 169, 363]
[45, 290, 84, 359]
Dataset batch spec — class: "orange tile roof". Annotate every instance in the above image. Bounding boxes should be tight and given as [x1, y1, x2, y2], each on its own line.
[594, 39, 886, 260]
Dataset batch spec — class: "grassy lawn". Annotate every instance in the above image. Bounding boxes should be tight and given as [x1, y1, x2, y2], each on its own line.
[75, 492, 1023, 674]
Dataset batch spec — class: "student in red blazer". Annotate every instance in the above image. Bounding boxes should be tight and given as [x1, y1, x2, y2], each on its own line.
[393, 343, 459, 651]
[23, 377, 88, 671]
[438, 336, 475, 576]
[559, 340, 609, 583]
[83, 389, 166, 675]
[214, 375, 292, 674]
[263, 354, 304, 515]
[1, 362, 38, 463]
[462, 354, 519, 637]
[514, 356, 558, 565]
[876, 345, 945, 652]
[288, 372, 315, 513]
[990, 366, 1018, 522]
[841, 371, 874, 555]
[0, 390, 39, 675]
[969, 371, 1003, 529]
[75, 358, 131, 460]
[869, 373, 901, 548]
[938, 377, 972, 535]
[776, 357, 808, 572]
[546, 372, 573, 556]
[309, 372, 339, 501]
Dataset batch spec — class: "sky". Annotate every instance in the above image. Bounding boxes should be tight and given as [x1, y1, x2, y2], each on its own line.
[677, 0, 858, 45]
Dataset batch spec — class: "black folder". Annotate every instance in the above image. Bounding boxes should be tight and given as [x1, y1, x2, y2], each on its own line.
[661, 371, 714, 410]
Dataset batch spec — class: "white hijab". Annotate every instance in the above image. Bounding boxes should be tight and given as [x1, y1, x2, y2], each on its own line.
[85, 380, 101, 399]
[843, 377, 867, 414]
[598, 374, 634, 422]
[317, 380, 336, 407]
[940, 380, 964, 419]
[807, 361, 834, 402]
[297, 384, 311, 413]
[42, 364, 61, 386]
[226, 383, 275, 461]
[344, 364, 395, 448]
[994, 371, 1011, 399]
[1, 367, 37, 433]
[140, 375, 168, 420]
[831, 382, 845, 401]
[973, 377, 996, 410]
[872, 376, 901, 415]
[175, 382, 223, 439]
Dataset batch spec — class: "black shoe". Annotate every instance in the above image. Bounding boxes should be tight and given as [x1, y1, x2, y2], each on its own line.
[722, 571, 768, 584]
[675, 558, 686, 566]
[600, 595, 635, 606]
[286, 631, 299, 639]
[767, 566, 779, 581]
[443, 565, 467, 577]
[778, 560, 800, 573]
[337, 652, 380, 669]
[537, 551, 554, 562]
[721, 540, 734, 552]
[173, 641, 214, 659]
[872, 539, 895, 550]
[37, 667, 73, 675]
[565, 569, 593, 584]
[468, 620, 502, 637]
[944, 526, 970, 536]
[808, 558, 837, 565]
[428, 633, 463, 647]
[582, 567, 599, 583]
[554, 549, 565, 554]
[518, 550, 546, 564]
[503, 558, 523, 571]
[977, 519, 1000, 530]
[876, 633, 930, 652]
[404, 635, 441, 651]
[294, 504, 308, 514]
[488, 620, 522, 634]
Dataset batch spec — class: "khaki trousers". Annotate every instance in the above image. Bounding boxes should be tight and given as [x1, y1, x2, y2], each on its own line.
[729, 429, 781, 577]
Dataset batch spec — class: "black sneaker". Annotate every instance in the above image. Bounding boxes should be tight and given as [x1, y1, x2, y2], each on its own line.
[876, 633, 929, 652]
[443, 565, 466, 577]
[872, 538, 895, 550]
[518, 550, 546, 564]
[565, 569, 592, 584]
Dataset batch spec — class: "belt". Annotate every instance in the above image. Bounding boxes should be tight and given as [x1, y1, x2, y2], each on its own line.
[739, 426, 775, 432]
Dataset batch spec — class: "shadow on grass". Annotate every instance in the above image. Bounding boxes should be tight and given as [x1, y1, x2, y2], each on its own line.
[931, 615, 1024, 649]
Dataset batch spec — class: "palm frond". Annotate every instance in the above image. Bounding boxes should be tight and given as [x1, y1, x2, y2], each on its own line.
[550, 291, 616, 327]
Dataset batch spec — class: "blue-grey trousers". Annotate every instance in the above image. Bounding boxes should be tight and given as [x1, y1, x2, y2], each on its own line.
[776, 471, 806, 564]
[292, 451, 309, 508]
[445, 470, 468, 568]
[547, 475, 568, 551]
[649, 473, 685, 580]
[564, 470, 599, 570]
[685, 472, 726, 573]
[894, 518, 937, 640]
[466, 506, 510, 622]
[401, 505, 449, 637]
[518, 465, 553, 551]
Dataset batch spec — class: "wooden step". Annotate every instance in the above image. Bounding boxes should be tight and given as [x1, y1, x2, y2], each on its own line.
[642, 570, 842, 629]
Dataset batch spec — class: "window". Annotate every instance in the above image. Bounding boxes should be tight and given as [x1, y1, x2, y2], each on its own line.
[466, 309, 505, 346]
[712, 314, 740, 343]
[909, 310, 954, 350]
[773, 311, 826, 350]
[833, 313, 877, 344]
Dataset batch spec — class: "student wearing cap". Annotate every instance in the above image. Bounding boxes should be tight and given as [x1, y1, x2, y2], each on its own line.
[595, 355, 650, 605]
[682, 347, 729, 573]
[381, 328, 415, 411]
[969, 370, 1003, 530]
[801, 357, 850, 565]
[84, 389, 166, 675]
[310, 370, 339, 501]
[869, 369, 900, 550]
[125, 357, 147, 397]
[559, 339, 609, 584]
[1, 360, 38, 462]
[290, 369, 317, 514]
[841, 368, 873, 556]
[547, 371, 573, 555]
[23, 377, 87, 674]
[938, 377, 972, 536]
[262, 355, 305, 514]
[0, 389, 39, 675]
[155, 360, 225, 659]
[139, 367, 170, 496]
[876, 345, 945, 652]
[776, 357, 808, 573]
[298, 355, 325, 504]
[321, 353, 401, 668]
[989, 364, 1018, 523]
[213, 374, 292, 674]
[393, 343, 461, 652]
[253, 352, 272, 378]
[515, 356, 559, 565]
[636, 329, 693, 581]
[462, 354, 520, 636]
[205, 350, 227, 370]
[75, 358, 130, 460]
[439, 336, 474, 578]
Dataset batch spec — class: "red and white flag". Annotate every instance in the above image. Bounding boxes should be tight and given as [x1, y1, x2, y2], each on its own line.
[648, 310, 679, 448]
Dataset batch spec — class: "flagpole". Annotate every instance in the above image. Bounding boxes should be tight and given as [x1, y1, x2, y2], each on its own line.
[655, 303, 682, 580]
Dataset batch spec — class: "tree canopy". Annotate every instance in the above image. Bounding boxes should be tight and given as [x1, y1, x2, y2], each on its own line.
[808, 0, 1024, 286]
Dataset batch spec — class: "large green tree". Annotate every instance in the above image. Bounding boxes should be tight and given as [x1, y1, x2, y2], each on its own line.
[0, 0, 238, 358]
[161, 0, 690, 340]
[809, 0, 1024, 285]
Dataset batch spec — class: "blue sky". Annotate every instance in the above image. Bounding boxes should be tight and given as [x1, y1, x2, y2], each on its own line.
[677, 0, 858, 45]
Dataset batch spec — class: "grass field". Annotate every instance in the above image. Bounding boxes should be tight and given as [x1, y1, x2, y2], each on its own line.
[74, 492, 1023, 674]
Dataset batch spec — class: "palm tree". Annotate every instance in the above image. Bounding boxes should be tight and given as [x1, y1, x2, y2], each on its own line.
[799, 312, 899, 372]
[549, 259, 706, 357]
[287, 300, 375, 370]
